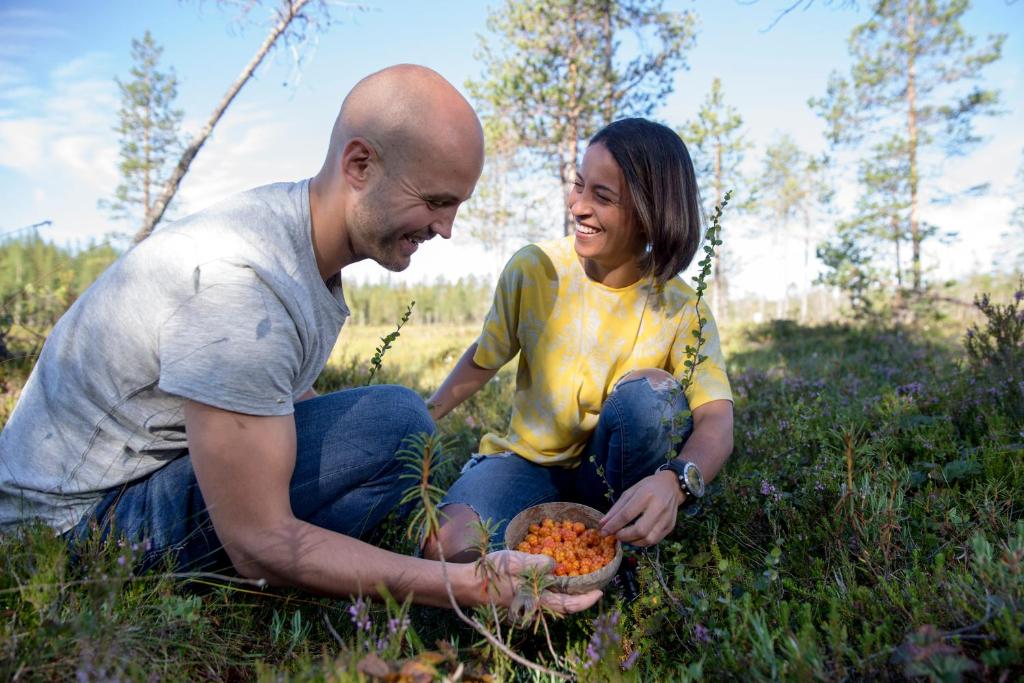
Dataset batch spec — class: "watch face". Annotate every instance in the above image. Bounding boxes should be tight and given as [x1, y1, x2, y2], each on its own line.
[683, 462, 705, 497]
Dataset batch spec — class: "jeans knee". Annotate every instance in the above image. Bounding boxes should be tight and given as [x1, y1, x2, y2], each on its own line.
[371, 384, 434, 439]
[609, 369, 688, 420]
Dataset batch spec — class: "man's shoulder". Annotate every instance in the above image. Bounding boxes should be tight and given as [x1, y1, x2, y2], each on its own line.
[167, 181, 306, 232]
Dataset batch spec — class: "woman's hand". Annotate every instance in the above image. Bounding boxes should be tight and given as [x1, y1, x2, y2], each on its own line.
[598, 470, 684, 547]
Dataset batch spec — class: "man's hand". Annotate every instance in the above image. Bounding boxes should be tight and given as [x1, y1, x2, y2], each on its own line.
[472, 550, 602, 614]
[598, 470, 684, 547]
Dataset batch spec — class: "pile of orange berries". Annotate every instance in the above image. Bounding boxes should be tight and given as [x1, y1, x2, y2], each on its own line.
[516, 518, 617, 577]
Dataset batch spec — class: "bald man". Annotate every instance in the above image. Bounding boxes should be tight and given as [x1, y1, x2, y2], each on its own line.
[0, 65, 601, 614]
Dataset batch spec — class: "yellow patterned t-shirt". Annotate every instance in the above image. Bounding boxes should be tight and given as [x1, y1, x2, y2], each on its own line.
[474, 236, 733, 465]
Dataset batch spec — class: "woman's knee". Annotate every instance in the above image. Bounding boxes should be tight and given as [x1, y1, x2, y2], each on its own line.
[615, 368, 678, 392]
[610, 368, 688, 416]
[422, 503, 485, 562]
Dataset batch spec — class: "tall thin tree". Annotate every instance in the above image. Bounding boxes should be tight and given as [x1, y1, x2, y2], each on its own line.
[468, 0, 697, 235]
[105, 31, 183, 231]
[681, 77, 751, 318]
[136, 0, 337, 242]
[811, 0, 1004, 292]
[756, 134, 830, 319]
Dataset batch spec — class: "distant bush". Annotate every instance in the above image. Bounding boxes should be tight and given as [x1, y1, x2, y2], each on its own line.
[0, 232, 118, 361]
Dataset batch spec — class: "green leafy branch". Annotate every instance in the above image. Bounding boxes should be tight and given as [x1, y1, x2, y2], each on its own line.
[366, 300, 415, 385]
[680, 190, 731, 395]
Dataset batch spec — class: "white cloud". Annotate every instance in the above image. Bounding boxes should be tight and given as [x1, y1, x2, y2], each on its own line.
[0, 53, 118, 181]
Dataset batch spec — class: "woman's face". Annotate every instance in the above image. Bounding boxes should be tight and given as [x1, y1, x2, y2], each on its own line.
[568, 143, 644, 280]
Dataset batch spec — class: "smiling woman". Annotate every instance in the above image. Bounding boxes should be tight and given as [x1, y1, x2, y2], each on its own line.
[425, 118, 735, 562]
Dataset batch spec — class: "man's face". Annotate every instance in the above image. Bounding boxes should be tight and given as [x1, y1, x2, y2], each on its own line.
[349, 144, 480, 272]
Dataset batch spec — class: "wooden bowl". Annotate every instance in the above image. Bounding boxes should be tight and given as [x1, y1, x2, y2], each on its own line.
[504, 501, 622, 595]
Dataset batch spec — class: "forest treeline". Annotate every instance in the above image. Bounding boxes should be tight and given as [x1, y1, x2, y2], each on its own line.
[0, 233, 492, 348]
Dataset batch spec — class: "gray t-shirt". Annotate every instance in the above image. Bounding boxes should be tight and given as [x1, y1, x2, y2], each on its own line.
[0, 180, 349, 532]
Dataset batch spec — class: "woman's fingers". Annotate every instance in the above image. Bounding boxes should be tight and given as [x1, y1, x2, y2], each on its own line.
[599, 486, 641, 535]
[601, 475, 679, 545]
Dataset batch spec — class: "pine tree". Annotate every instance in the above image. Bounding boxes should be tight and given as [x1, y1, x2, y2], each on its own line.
[105, 31, 183, 232]
[756, 134, 831, 319]
[468, 0, 697, 235]
[811, 0, 1004, 292]
[680, 77, 752, 318]
[460, 116, 549, 269]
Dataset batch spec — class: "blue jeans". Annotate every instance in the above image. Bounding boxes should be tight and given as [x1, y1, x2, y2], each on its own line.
[67, 385, 433, 572]
[441, 375, 693, 549]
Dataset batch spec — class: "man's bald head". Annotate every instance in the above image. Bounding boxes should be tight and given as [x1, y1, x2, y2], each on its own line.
[324, 64, 483, 178]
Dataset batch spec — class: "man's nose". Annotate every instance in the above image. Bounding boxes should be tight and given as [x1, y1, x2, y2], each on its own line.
[430, 217, 454, 240]
[430, 207, 458, 239]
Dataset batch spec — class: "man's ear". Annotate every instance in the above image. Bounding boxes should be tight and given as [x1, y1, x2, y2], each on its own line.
[339, 138, 377, 190]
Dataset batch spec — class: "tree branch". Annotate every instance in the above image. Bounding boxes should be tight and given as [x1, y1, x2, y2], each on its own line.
[135, 0, 316, 242]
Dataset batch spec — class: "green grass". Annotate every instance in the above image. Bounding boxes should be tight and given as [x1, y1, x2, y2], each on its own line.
[2, 292, 1023, 681]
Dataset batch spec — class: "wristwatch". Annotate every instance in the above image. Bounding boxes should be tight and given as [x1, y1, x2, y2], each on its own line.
[657, 460, 705, 504]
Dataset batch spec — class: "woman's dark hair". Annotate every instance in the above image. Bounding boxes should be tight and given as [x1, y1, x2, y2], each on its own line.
[589, 118, 704, 286]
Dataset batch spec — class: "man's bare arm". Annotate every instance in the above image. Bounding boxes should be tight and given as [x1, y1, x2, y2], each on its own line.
[184, 400, 599, 611]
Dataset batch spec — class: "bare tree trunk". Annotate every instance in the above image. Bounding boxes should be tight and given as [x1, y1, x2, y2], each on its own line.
[712, 140, 726, 319]
[563, 0, 583, 236]
[801, 211, 811, 322]
[143, 69, 153, 217]
[601, 0, 614, 123]
[135, 0, 314, 242]
[906, 6, 921, 291]
[893, 215, 903, 288]
[143, 108, 152, 217]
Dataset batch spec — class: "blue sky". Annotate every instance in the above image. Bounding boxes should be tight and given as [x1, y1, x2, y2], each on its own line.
[1, 0, 1021, 297]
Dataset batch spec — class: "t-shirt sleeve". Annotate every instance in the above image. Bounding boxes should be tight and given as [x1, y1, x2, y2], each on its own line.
[472, 253, 524, 370]
[157, 266, 301, 416]
[670, 298, 733, 410]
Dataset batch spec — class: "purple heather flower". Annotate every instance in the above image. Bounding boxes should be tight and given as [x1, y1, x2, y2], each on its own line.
[896, 382, 924, 397]
[621, 649, 640, 671]
[760, 480, 777, 497]
[1015, 290, 1023, 303]
[387, 616, 409, 634]
[117, 555, 127, 567]
[583, 610, 623, 669]
[966, 329, 975, 339]
[694, 623, 711, 643]
[348, 598, 372, 632]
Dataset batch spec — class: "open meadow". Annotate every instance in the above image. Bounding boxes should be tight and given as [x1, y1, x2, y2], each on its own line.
[2, 0, 1022, 678]
[2, 283, 1022, 681]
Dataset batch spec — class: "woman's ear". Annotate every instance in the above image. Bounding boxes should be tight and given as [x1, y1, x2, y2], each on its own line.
[339, 137, 377, 190]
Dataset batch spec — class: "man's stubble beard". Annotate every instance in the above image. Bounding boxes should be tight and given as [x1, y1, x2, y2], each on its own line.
[351, 179, 409, 273]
